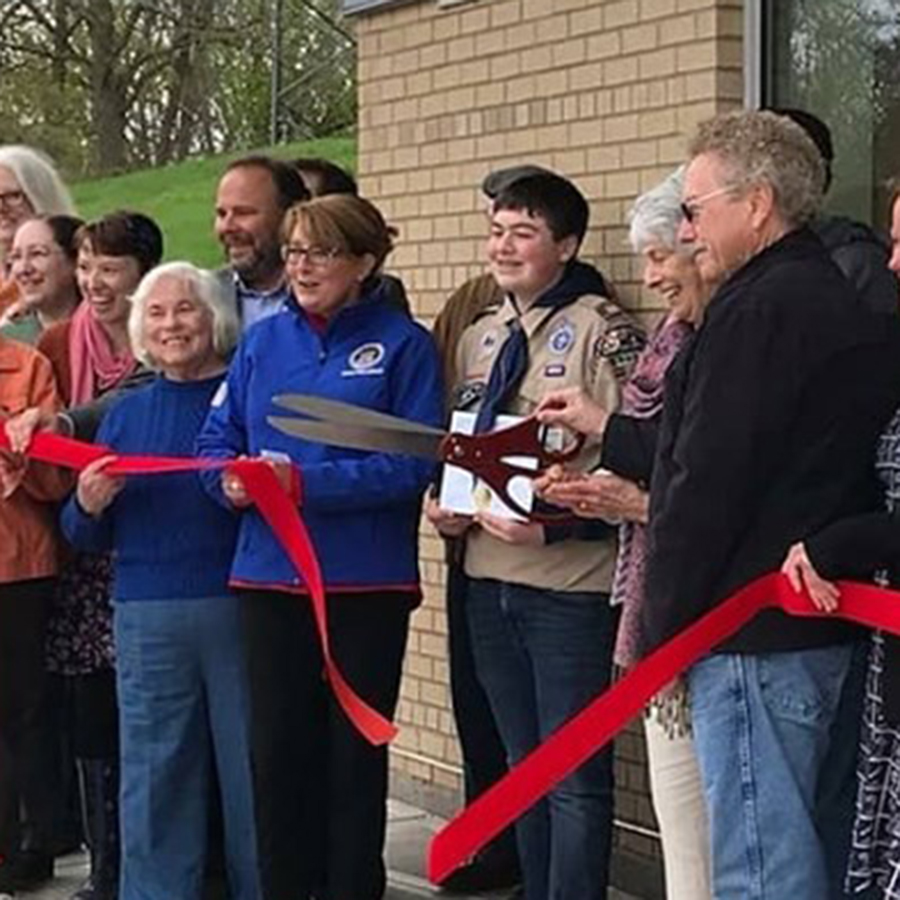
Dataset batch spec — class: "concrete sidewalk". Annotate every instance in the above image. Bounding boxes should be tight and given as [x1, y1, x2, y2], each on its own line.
[16, 799, 641, 899]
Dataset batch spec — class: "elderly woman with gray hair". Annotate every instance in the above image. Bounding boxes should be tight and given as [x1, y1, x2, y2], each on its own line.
[538, 169, 712, 900]
[59, 262, 260, 900]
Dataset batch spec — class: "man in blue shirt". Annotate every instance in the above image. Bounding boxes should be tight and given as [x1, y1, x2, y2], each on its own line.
[214, 155, 309, 330]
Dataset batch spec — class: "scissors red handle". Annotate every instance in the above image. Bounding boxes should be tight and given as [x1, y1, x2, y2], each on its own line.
[441, 417, 585, 524]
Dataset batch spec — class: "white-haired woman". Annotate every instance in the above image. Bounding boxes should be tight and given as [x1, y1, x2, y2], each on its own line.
[538, 169, 712, 900]
[0, 145, 76, 324]
[59, 262, 260, 900]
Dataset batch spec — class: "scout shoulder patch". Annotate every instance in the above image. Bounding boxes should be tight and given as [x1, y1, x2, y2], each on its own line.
[594, 324, 646, 383]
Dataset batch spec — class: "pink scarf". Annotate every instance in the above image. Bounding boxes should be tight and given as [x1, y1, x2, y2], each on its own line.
[68, 302, 136, 405]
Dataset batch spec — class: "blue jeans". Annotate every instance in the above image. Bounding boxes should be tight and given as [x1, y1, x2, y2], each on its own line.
[689, 646, 853, 900]
[466, 579, 616, 900]
[115, 597, 260, 900]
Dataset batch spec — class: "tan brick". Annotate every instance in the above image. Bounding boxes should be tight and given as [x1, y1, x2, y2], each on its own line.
[522, 44, 554, 73]
[459, 5, 490, 35]
[657, 12, 697, 45]
[491, 0, 522, 28]
[604, 55, 639, 85]
[507, 74, 538, 104]
[402, 19, 433, 49]
[621, 22, 658, 53]
[475, 28, 506, 57]
[638, 46, 677, 79]
[506, 20, 538, 50]
[639, 107, 676, 137]
[587, 31, 621, 60]
[570, 7, 604, 36]
[639, 0, 677, 19]
[604, 0, 639, 29]
[676, 39, 716, 71]
[570, 61, 604, 93]
[490, 52, 522, 81]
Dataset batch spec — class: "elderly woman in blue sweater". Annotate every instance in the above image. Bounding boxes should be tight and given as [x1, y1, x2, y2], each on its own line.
[60, 262, 259, 900]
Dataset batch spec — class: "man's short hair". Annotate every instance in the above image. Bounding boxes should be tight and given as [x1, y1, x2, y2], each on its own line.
[224, 155, 310, 210]
[481, 164, 555, 200]
[688, 110, 826, 229]
[492, 172, 590, 245]
[293, 157, 358, 197]
[768, 107, 834, 192]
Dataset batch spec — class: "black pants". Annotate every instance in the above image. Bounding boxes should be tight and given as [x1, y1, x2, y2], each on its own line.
[446, 563, 519, 873]
[239, 588, 412, 900]
[0, 577, 54, 858]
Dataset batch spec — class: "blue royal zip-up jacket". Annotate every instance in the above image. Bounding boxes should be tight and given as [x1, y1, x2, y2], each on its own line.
[196, 286, 443, 595]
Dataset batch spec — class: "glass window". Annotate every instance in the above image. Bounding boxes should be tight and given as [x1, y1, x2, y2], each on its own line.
[764, 0, 900, 228]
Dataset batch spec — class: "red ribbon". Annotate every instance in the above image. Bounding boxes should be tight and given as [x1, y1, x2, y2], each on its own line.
[428, 571, 900, 883]
[1, 430, 397, 746]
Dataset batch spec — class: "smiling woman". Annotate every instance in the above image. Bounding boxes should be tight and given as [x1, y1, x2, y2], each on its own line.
[0, 145, 77, 325]
[4, 215, 84, 343]
[197, 192, 443, 900]
[57, 260, 256, 900]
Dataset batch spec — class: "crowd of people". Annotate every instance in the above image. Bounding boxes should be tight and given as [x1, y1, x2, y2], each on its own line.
[0, 105, 899, 900]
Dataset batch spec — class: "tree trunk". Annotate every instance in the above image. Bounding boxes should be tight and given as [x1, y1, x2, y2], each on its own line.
[86, 0, 128, 173]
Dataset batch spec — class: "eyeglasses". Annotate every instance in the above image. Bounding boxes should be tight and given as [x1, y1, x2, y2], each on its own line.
[680, 185, 737, 224]
[0, 190, 28, 211]
[281, 244, 342, 268]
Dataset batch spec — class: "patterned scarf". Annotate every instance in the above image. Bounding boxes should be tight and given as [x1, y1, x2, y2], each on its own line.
[612, 314, 692, 669]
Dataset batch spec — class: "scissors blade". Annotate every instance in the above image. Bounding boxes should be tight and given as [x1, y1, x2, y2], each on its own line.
[267, 416, 443, 460]
[273, 394, 446, 437]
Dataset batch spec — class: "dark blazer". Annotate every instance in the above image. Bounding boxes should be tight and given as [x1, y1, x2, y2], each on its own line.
[640, 228, 900, 656]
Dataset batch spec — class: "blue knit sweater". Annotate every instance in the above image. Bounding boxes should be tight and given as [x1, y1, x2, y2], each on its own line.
[60, 375, 239, 602]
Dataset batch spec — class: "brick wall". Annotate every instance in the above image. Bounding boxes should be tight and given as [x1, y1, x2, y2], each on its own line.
[353, 0, 744, 889]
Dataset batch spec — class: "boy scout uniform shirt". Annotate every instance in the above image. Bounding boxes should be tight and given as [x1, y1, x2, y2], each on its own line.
[455, 291, 645, 593]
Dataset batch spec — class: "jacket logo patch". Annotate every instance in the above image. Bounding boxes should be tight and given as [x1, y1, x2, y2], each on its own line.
[548, 320, 575, 355]
[544, 363, 566, 377]
[343, 342, 385, 377]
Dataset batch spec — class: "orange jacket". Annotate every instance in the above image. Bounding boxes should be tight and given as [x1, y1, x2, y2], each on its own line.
[0, 336, 71, 583]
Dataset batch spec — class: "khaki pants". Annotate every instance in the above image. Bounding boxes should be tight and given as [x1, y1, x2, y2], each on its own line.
[644, 713, 712, 900]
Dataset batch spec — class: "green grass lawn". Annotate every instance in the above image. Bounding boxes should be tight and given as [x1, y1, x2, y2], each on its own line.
[69, 136, 355, 268]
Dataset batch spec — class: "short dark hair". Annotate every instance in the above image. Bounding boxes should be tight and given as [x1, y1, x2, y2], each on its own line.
[493, 172, 590, 244]
[41, 214, 84, 264]
[225, 155, 310, 210]
[481, 164, 555, 199]
[768, 107, 834, 192]
[77, 210, 164, 275]
[293, 157, 358, 197]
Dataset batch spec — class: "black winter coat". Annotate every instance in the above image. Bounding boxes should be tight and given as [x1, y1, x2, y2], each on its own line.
[639, 228, 900, 656]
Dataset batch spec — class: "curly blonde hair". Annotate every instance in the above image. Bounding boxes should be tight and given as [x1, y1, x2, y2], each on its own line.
[688, 110, 826, 228]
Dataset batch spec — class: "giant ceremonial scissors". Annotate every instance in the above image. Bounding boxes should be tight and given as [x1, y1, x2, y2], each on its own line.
[268, 394, 585, 523]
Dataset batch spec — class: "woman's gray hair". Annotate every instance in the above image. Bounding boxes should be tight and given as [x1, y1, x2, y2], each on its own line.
[687, 110, 826, 228]
[628, 167, 686, 253]
[0, 145, 76, 216]
[128, 262, 239, 369]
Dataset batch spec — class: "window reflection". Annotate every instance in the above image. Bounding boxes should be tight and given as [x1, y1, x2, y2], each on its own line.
[764, 0, 900, 229]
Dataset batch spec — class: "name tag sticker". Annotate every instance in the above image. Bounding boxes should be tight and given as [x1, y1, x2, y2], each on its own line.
[544, 363, 566, 377]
